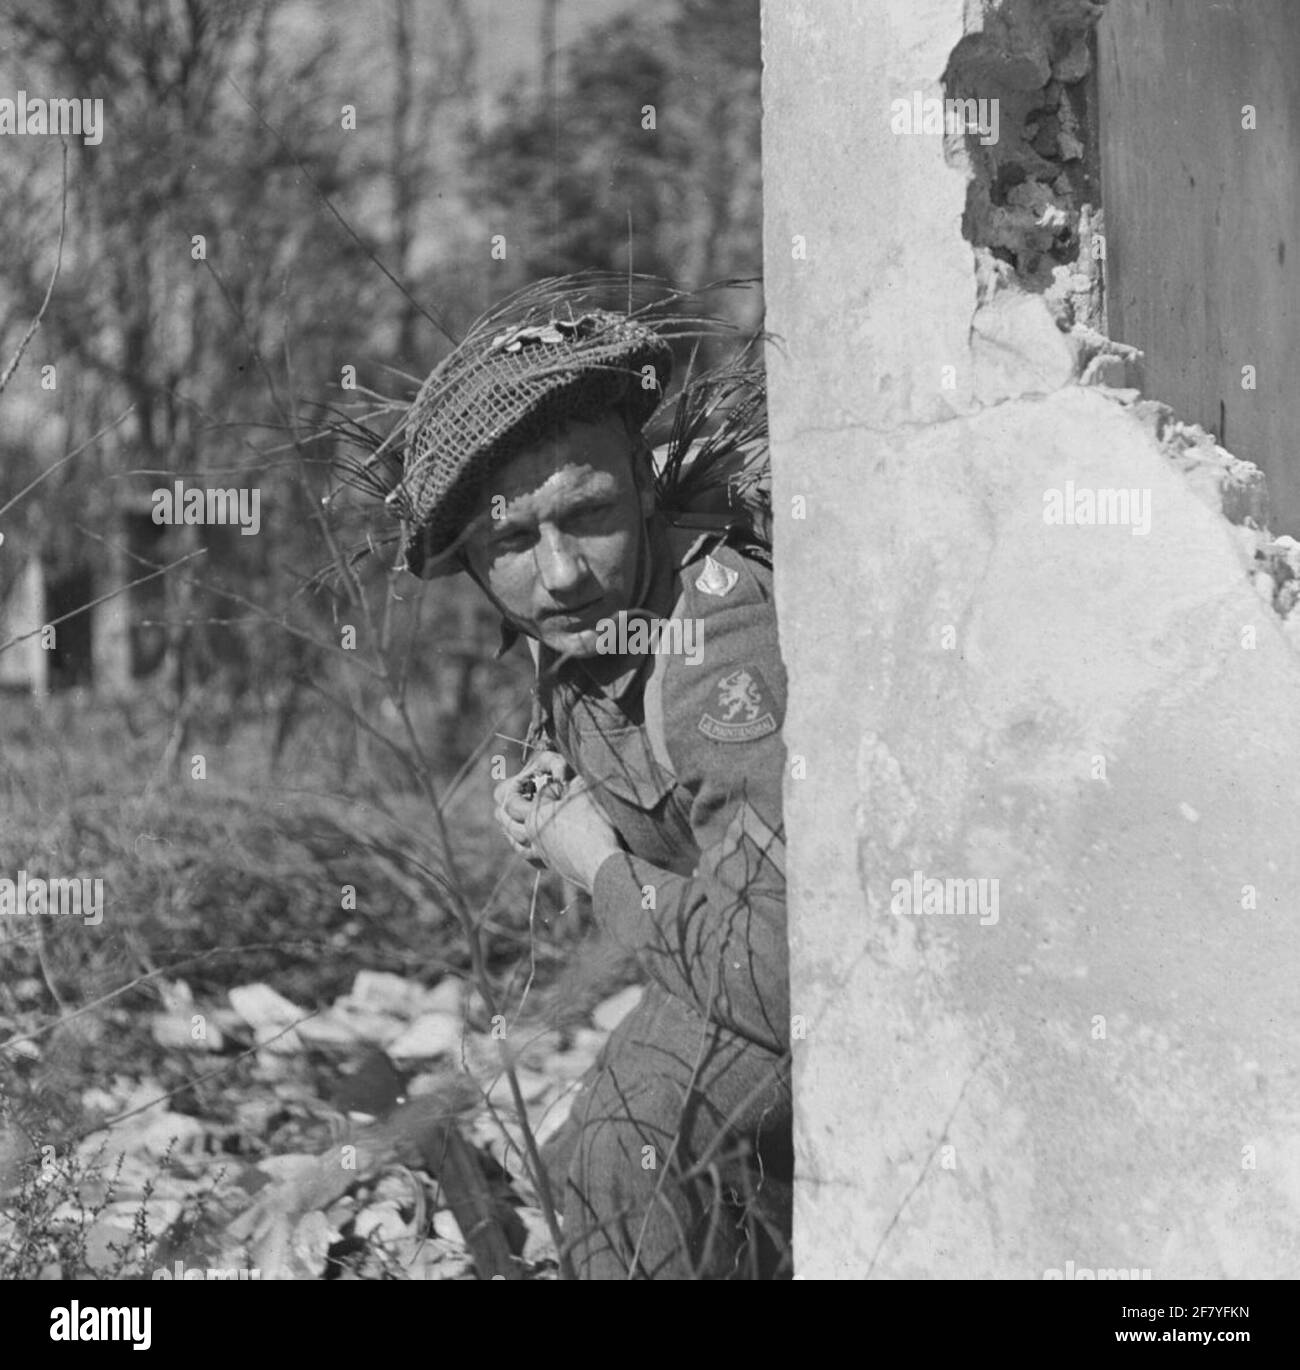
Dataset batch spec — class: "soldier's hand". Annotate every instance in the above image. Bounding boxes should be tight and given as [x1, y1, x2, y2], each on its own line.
[492, 751, 572, 867]
[525, 776, 622, 893]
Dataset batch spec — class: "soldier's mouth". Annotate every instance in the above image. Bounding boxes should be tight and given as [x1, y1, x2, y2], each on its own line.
[539, 598, 603, 625]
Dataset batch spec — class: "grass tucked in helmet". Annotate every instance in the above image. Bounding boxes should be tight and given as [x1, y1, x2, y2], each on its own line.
[323, 273, 768, 581]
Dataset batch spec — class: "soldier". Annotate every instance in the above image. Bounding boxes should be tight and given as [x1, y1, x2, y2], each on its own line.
[375, 300, 790, 1278]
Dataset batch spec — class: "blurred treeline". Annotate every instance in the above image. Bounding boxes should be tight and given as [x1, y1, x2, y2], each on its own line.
[0, 0, 762, 780]
[0, 0, 763, 1040]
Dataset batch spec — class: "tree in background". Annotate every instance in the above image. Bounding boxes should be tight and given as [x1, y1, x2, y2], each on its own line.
[469, 0, 763, 325]
[0, 0, 763, 776]
[0, 6, 770, 1261]
[0, 0, 501, 773]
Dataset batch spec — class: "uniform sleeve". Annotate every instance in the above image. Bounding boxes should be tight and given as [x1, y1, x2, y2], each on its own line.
[590, 568, 789, 1054]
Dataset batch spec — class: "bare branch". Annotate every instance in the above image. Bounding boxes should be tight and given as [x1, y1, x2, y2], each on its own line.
[0, 405, 134, 524]
[0, 549, 207, 657]
[224, 73, 459, 347]
[0, 142, 69, 396]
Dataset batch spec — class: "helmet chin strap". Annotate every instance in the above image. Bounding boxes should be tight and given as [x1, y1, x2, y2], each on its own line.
[627, 455, 656, 613]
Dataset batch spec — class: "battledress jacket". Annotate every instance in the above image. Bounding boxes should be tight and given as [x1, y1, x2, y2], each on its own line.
[532, 521, 789, 1057]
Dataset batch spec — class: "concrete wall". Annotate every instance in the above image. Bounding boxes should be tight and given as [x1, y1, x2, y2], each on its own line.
[1097, 0, 1300, 534]
[763, 0, 1300, 1279]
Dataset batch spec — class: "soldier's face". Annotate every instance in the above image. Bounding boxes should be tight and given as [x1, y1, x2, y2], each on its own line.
[464, 411, 654, 657]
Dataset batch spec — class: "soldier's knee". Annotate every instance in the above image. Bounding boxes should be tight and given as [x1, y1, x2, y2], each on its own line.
[571, 1069, 683, 1186]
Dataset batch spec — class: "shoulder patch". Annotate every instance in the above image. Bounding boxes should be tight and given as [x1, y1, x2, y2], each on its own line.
[698, 664, 779, 742]
[695, 553, 739, 598]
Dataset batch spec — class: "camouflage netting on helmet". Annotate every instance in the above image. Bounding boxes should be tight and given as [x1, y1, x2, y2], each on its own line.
[389, 310, 672, 576]
[320, 275, 769, 588]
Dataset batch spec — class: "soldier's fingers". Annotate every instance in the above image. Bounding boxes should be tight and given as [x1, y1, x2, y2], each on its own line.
[502, 791, 536, 824]
[524, 793, 564, 843]
[493, 772, 535, 809]
[496, 799, 532, 843]
[492, 793, 520, 835]
[497, 815, 533, 857]
[493, 796, 529, 837]
[529, 751, 571, 782]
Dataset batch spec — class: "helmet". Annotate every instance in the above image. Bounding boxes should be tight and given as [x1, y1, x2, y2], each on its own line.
[389, 309, 672, 577]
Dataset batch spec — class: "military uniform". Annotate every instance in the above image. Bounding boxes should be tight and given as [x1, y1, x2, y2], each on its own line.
[349, 288, 786, 1277]
[535, 519, 791, 1279]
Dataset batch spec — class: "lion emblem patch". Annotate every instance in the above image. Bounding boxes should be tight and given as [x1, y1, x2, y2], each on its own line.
[699, 665, 778, 742]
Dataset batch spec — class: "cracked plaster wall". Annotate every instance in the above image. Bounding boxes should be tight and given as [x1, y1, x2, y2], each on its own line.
[762, 0, 1300, 1278]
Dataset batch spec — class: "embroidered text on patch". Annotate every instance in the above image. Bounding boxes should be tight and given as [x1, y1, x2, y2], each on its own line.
[699, 665, 778, 742]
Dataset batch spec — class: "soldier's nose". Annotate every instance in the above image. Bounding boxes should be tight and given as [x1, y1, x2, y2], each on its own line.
[535, 529, 588, 594]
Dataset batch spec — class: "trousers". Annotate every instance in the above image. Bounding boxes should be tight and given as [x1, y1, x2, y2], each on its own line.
[540, 981, 792, 1279]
